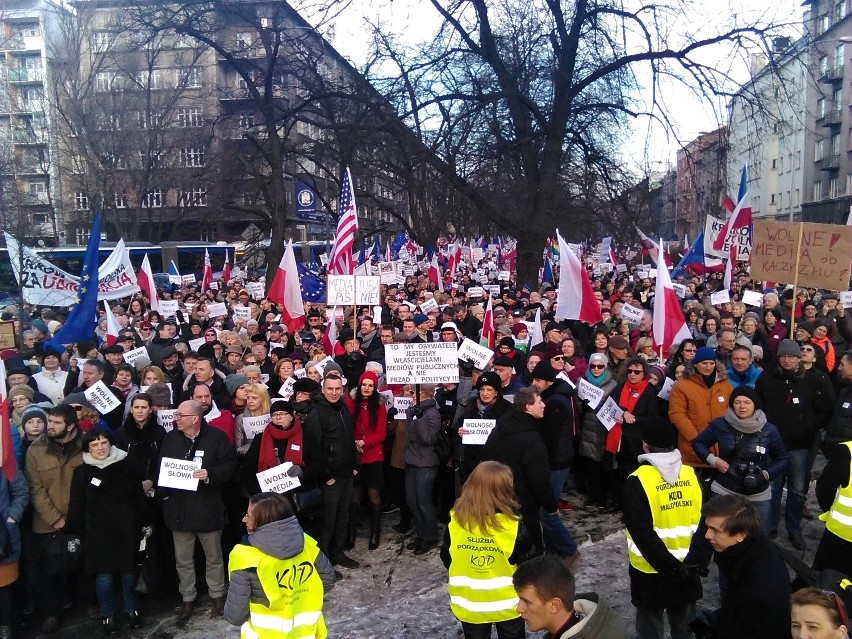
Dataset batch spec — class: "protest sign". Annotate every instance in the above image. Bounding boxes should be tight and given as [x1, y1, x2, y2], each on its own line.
[378, 390, 394, 409]
[467, 286, 484, 299]
[315, 356, 334, 377]
[122, 346, 149, 367]
[327, 275, 355, 305]
[245, 282, 264, 300]
[158, 458, 201, 491]
[84, 381, 121, 414]
[577, 379, 606, 410]
[278, 377, 296, 400]
[841, 291, 852, 308]
[242, 414, 271, 438]
[256, 462, 301, 494]
[616, 263, 628, 273]
[159, 300, 179, 317]
[461, 419, 497, 445]
[393, 396, 414, 417]
[233, 306, 252, 321]
[157, 409, 177, 432]
[620, 304, 645, 325]
[710, 290, 731, 305]
[355, 276, 381, 305]
[419, 298, 439, 313]
[181, 274, 196, 285]
[742, 290, 763, 307]
[188, 337, 206, 352]
[672, 283, 687, 299]
[378, 262, 397, 285]
[293, 367, 306, 379]
[207, 302, 227, 318]
[385, 342, 460, 384]
[704, 214, 752, 260]
[657, 377, 675, 401]
[209, 281, 218, 291]
[498, 271, 510, 281]
[457, 338, 495, 370]
[750, 221, 852, 290]
[596, 397, 624, 431]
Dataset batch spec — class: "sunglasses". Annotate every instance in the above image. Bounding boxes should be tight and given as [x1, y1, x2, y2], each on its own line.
[627, 369, 644, 375]
[69, 405, 83, 411]
[589, 364, 605, 370]
[550, 355, 564, 361]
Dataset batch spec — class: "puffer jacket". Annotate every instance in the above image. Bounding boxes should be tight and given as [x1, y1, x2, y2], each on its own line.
[668, 363, 733, 467]
[404, 398, 441, 468]
[539, 380, 575, 470]
[24, 431, 84, 534]
[0, 471, 28, 564]
[301, 396, 360, 481]
[224, 516, 336, 627]
[578, 375, 618, 462]
[726, 364, 762, 389]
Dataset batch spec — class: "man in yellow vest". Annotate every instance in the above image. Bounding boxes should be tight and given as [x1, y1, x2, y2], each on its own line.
[815, 436, 852, 578]
[622, 417, 704, 639]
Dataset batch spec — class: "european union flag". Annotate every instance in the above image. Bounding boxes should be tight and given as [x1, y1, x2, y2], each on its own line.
[542, 256, 553, 284]
[371, 236, 381, 261]
[45, 213, 102, 350]
[358, 237, 367, 266]
[297, 262, 327, 304]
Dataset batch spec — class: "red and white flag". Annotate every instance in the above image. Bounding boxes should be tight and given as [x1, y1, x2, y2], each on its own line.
[447, 244, 462, 286]
[222, 249, 232, 283]
[723, 242, 736, 291]
[480, 297, 495, 350]
[0, 360, 17, 481]
[267, 240, 305, 334]
[201, 249, 213, 293]
[529, 307, 544, 349]
[554, 231, 602, 324]
[328, 167, 358, 276]
[428, 254, 444, 293]
[103, 301, 121, 346]
[320, 308, 338, 356]
[137, 253, 159, 312]
[653, 238, 692, 351]
[635, 225, 671, 267]
[714, 165, 752, 252]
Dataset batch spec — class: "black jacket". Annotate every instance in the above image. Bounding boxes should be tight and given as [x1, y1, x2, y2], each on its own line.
[455, 312, 483, 341]
[824, 385, 852, 452]
[156, 422, 237, 532]
[539, 380, 575, 470]
[453, 396, 513, 471]
[301, 396, 360, 481]
[612, 382, 660, 474]
[114, 414, 166, 485]
[182, 374, 232, 412]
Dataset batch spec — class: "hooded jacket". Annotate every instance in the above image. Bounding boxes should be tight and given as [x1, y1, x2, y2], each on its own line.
[551, 593, 629, 638]
[24, 430, 84, 534]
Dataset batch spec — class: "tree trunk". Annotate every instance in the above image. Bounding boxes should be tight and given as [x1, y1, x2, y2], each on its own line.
[515, 226, 549, 289]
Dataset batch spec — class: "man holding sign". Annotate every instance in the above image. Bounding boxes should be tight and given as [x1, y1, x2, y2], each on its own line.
[157, 400, 237, 623]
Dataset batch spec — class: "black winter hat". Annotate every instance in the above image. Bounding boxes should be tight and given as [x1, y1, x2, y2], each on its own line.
[729, 386, 763, 411]
[476, 371, 502, 392]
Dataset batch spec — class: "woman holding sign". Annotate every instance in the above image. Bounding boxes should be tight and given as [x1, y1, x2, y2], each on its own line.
[234, 384, 271, 457]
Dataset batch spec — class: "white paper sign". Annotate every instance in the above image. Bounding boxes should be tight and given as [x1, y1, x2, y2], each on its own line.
[209, 281, 219, 291]
[181, 274, 196, 285]
[461, 419, 497, 445]
[355, 276, 381, 306]
[378, 262, 397, 285]
[157, 408, 177, 432]
[384, 342, 460, 384]
[245, 282, 264, 300]
[122, 346, 149, 366]
[293, 367, 307, 379]
[233, 306, 252, 321]
[278, 377, 296, 400]
[168, 274, 183, 285]
[379, 390, 394, 409]
[419, 298, 439, 314]
[842, 291, 852, 308]
[327, 275, 356, 305]
[616, 263, 628, 273]
[158, 457, 201, 491]
[649, 269, 658, 279]
[159, 300, 179, 318]
[498, 271, 510, 281]
[467, 286, 484, 299]
[207, 302, 227, 318]
[657, 376, 675, 401]
[620, 303, 645, 325]
[456, 338, 495, 370]
[188, 337, 206, 352]
[315, 356, 334, 377]
[393, 396, 414, 417]
[256, 462, 301, 494]
[84, 381, 121, 415]
[577, 378, 606, 410]
[711, 290, 731, 305]
[242, 414, 270, 438]
[672, 283, 687, 299]
[595, 397, 624, 431]
[741, 290, 763, 307]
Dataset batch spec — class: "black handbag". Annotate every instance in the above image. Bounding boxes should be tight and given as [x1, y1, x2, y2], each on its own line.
[40, 532, 83, 575]
[291, 487, 323, 514]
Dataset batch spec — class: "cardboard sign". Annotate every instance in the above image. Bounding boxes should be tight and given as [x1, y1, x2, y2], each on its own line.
[233, 306, 252, 321]
[393, 396, 414, 417]
[467, 286, 484, 299]
[278, 377, 296, 400]
[461, 419, 497, 445]
[657, 376, 675, 401]
[188, 337, 206, 352]
[672, 283, 687, 299]
[256, 462, 301, 494]
[157, 408, 177, 432]
[841, 291, 852, 308]
[159, 300, 179, 317]
[620, 303, 645, 325]
[741, 290, 763, 307]
[419, 298, 439, 314]
[355, 276, 381, 306]
[207, 302, 227, 318]
[378, 262, 397, 285]
[751, 221, 852, 291]
[384, 342, 460, 384]
[456, 338, 494, 370]
[181, 274, 196, 285]
[327, 275, 356, 305]
[84, 381, 121, 414]
[242, 414, 270, 438]
[595, 397, 624, 431]
[577, 378, 606, 410]
[158, 457, 201, 491]
[710, 290, 731, 305]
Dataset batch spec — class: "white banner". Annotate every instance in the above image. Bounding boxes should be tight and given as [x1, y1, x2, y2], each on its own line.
[207, 302, 227, 318]
[577, 378, 606, 410]
[256, 462, 301, 494]
[385, 342, 460, 384]
[456, 338, 494, 370]
[157, 408, 177, 432]
[158, 457, 201, 491]
[5, 234, 139, 306]
[704, 214, 751, 260]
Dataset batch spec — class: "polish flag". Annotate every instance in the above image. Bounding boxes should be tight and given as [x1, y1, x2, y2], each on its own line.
[385, 242, 392, 263]
[267, 240, 305, 334]
[222, 250, 231, 283]
[653, 238, 692, 351]
[713, 165, 752, 252]
[529, 307, 544, 349]
[428, 253, 444, 292]
[480, 297, 495, 349]
[320, 307, 338, 356]
[447, 244, 462, 285]
[554, 231, 602, 324]
[201, 249, 213, 293]
[137, 253, 159, 311]
[635, 225, 672, 267]
[723, 242, 736, 291]
[103, 301, 121, 346]
[0, 359, 17, 481]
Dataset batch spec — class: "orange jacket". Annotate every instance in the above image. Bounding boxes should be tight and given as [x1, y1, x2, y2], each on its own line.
[668, 366, 733, 467]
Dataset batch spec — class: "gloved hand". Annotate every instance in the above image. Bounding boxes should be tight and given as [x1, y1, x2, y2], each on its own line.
[406, 405, 424, 420]
[671, 563, 703, 584]
[387, 407, 398, 420]
[286, 465, 304, 478]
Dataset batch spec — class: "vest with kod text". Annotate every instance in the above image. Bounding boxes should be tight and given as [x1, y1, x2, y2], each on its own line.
[820, 441, 852, 543]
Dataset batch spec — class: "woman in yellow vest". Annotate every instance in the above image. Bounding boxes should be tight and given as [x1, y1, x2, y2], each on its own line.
[440, 461, 532, 639]
[225, 492, 336, 639]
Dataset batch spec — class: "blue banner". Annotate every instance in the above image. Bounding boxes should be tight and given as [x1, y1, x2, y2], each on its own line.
[295, 181, 325, 223]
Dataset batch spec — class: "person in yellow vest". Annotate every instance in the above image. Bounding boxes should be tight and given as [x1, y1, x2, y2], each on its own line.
[814, 437, 852, 578]
[225, 492, 336, 638]
[440, 460, 531, 639]
[622, 417, 704, 639]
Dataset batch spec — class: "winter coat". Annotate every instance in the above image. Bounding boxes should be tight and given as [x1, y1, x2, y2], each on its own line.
[453, 397, 513, 471]
[113, 414, 166, 485]
[334, 351, 367, 391]
[578, 375, 618, 462]
[455, 313, 483, 341]
[612, 382, 659, 474]
[32, 369, 68, 406]
[182, 371, 232, 412]
[725, 364, 761, 389]
[24, 431, 84, 534]
[539, 380, 575, 470]
[345, 397, 386, 465]
[756, 365, 834, 451]
[404, 398, 441, 468]
[156, 422, 237, 532]
[224, 516, 335, 627]
[823, 385, 852, 452]
[668, 365, 733, 467]
[0, 471, 28, 564]
[67, 453, 146, 573]
[552, 594, 629, 638]
[301, 396, 360, 481]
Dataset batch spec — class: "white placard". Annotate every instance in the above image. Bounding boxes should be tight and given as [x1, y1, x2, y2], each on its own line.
[245, 282, 264, 300]
[207, 302, 227, 318]
[84, 381, 121, 415]
[461, 418, 497, 445]
[122, 346, 149, 366]
[168, 274, 183, 285]
[577, 378, 606, 410]
[242, 414, 270, 438]
[355, 276, 382, 306]
[157, 408, 177, 432]
[419, 298, 439, 314]
[293, 367, 307, 379]
[158, 457, 201, 491]
[159, 300, 179, 318]
[378, 390, 394, 409]
[657, 376, 675, 401]
[616, 263, 628, 273]
[842, 291, 852, 308]
[456, 338, 494, 370]
[483, 285, 501, 297]
[498, 271, 510, 281]
[672, 283, 687, 299]
[233, 306, 252, 321]
[467, 286, 484, 299]
[181, 274, 196, 285]
[256, 462, 301, 494]
[741, 290, 763, 307]
[278, 377, 296, 400]
[649, 269, 658, 279]
[710, 290, 731, 305]
[209, 281, 219, 291]
[384, 342, 461, 384]
[393, 396, 414, 417]
[315, 356, 334, 377]
[378, 262, 397, 285]
[620, 303, 645, 325]
[595, 397, 624, 431]
[471, 248, 484, 262]
[188, 337, 206, 352]
[327, 275, 356, 305]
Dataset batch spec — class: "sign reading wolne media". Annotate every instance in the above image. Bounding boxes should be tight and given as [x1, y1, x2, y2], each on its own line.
[384, 342, 460, 385]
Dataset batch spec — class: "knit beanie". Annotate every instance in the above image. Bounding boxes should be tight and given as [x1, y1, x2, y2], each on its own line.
[8, 385, 34, 403]
[225, 374, 249, 396]
[729, 386, 763, 411]
[777, 339, 801, 358]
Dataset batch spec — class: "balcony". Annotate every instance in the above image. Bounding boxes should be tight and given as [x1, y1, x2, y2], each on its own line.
[817, 109, 843, 127]
[817, 154, 841, 171]
[820, 66, 844, 84]
[8, 69, 43, 83]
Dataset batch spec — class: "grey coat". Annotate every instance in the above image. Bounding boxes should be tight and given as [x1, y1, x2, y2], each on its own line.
[404, 398, 441, 468]
[578, 375, 618, 462]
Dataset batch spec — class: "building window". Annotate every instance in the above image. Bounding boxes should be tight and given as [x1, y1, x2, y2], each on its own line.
[239, 113, 255, 130]
[794, 189, 800, 207]
[176, 107, 203, 127]
[813, 180, 823, 201]
[796, 150, 802, 168]
[817, 97, 826, 118]
[91, 32, 113, 52]
[177, 67, 200, 88]
[95, 72, 119, 92]
[834, 88, 843, 109]
[820, 56, 829, 76]
[770, 193, 776, 205]
[114, 193, 127, 208]
[179, 187, 207, 207]
[180, 148, 205, 167]
[835, 44, 845, 70]
[74, 192, 89, 210]
[141, 150, 164, 168]
[136, 69, 162, 90]
[142, 188, 163, 208]
[832, 132, 841, 155]
[236, 32, 253, 49]
[815, 139, 825, 161]
[32, 212, 48, 225]
[846, 173, 852, 195]
[830, 176, 840, 198]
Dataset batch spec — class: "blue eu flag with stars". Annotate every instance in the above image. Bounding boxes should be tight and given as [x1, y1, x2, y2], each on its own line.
[45, 213, 102, 350]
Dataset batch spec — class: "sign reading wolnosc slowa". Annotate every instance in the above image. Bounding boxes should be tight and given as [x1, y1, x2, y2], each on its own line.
[384, 342, 460, 384]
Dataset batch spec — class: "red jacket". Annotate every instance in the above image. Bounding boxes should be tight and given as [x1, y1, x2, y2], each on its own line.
[345, 397, 387, 465]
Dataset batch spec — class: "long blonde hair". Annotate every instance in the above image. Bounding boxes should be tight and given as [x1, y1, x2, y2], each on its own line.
[453, 461, 519, 535]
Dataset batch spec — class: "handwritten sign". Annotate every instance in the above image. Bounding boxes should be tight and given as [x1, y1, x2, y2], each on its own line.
[327, 275, 356, 306]
[157, 409, 177, 432]
[355, 276, 381, 305]
[710, 290, 731, 305]
[159, 300, 179, 317]
[657, 376, 675, 401]
[188, 337, 206, 352]
[256, 462, 301, 494]
[242, 414, 270, 438]
[461, 419, 497, 445]
[841, 291, 852, 308]
[595, 397, 624, 431]
[577, 378, 606, 410]
[419, 298, 439, 314]
[467, 286, 484, 299]
[233, 306, 252, 321]
[384, 342, 460, 384]
[456, 338, 494, 370]
[750, 221, 852, 291]
[393, 396, 414, 417]
[278, 377, 296, 400]
[122, 346, 149, 367]
[207, 302, 227, 318]
[498, 271, 510, 281]
[620, 303, 645, 325]
[84, 381, 121, 414]
[742, 290, 763, 307]
[705, 214, 752, 260]
[158, 457, 201, 491]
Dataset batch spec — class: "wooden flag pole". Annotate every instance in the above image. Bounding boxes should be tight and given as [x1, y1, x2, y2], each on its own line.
[789, 222, 804, 339]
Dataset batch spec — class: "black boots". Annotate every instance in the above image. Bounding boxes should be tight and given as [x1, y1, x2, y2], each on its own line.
[368, 503, 382, 550]
[346, 503, 360, 549]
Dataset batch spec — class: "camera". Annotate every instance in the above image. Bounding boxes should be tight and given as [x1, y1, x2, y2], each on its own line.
[734, 461, 762, 492]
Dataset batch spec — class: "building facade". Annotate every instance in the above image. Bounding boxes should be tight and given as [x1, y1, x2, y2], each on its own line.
[675, 127, 727, 240]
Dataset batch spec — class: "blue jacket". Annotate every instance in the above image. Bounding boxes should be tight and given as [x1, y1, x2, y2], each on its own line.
[0, 470, 29, 564]
[726, 364, 761, 389]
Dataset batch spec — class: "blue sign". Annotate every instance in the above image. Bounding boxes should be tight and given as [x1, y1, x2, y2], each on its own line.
[295, 181, 325, 223]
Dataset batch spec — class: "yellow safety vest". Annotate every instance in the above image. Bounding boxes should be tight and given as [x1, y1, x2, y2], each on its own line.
[625, 463, 703, 574]
[446, 511, 521, 624]
[820, 442, 852, 543]
[228, 535, 327, 639]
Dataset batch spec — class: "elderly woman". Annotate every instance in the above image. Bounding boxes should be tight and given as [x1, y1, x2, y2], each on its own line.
[635, 336, 660, 365]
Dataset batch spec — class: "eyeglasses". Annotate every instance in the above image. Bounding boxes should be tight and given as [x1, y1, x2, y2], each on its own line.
[589, 364, 605, 370]
[69, 405, 83, 411]
[174, 413, 193, 419]
[627, 369, 644, 375]
[550, 355, 564, 361]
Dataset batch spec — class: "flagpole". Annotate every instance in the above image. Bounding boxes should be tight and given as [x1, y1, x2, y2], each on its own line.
[789, 222, 804, 338]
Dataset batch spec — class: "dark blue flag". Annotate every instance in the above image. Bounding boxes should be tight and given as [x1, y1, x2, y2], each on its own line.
[371, 236, 381, 261]
[297, 262, 327, 304]
[542, 256, 553, 285]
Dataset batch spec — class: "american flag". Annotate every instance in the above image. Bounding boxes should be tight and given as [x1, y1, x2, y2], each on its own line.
[328, 167, 358, 276]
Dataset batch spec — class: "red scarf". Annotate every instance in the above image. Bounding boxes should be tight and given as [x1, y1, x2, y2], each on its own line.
[605, 380, 650, 455]
[258, 418, 303, 471]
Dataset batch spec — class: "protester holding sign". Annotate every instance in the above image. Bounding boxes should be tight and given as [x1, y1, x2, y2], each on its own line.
[233, 384, 272, 457]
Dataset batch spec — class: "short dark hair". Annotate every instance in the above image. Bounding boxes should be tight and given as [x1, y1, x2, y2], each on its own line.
[731, 344, 753, 358]
[130, 392, 152, 407]
[514, 386, 539, 412]
[115, 363, 134, 375]
[248, 492, 294, 528]
[624, 357, 649, 377]
[512, 555, 575, 608]
[82, 426, 115, 451]
[703, 494, 761, 538]
[83, 359, 105, 374]
[47, 405, 78, 427]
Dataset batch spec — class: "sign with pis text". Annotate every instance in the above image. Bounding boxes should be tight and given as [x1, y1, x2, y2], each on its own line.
[256, 462, 301, 494]
[385, 342, 460, 384]
[461, 419, 496, 445]
[750, 221, 852, 291]
[84, 381, 121, 414]
[158, 457, 201, 491]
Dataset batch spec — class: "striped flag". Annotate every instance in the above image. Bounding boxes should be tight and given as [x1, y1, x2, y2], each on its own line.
[222, 249, 231, 283]
[103, 301, 121, 346]
[328, 167, 358, 276]
[201, 248, 213, 293]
